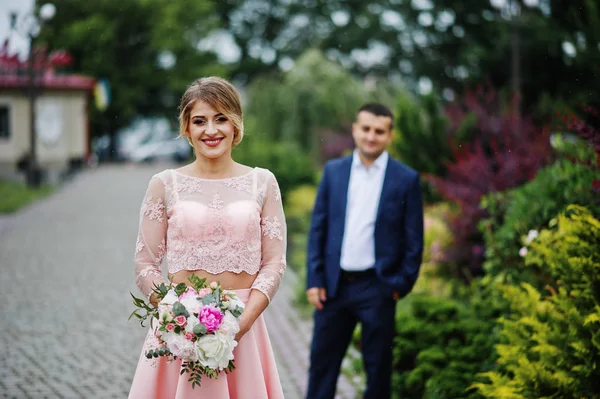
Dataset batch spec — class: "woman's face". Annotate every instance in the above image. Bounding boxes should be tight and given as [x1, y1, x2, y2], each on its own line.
[186, 100, 236, 160]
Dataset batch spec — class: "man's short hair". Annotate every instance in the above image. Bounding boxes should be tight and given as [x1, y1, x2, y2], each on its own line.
[357, 103, 394, 128]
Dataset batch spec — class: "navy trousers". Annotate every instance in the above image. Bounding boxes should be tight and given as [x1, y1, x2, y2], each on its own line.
[306, 273, 397, 399]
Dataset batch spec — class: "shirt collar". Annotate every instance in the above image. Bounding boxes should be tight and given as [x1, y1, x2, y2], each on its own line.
[352, 149, 389, 170]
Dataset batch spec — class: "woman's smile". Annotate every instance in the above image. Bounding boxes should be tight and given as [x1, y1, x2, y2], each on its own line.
[201, 137, 224, 147]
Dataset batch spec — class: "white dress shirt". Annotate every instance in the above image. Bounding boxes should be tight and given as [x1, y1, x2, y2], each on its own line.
[340, 150, 389, 271]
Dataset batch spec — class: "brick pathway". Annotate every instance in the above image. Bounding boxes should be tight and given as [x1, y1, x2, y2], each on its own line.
[0, 164, 357, 399]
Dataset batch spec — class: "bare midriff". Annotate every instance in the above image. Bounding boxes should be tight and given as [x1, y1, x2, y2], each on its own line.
[168, 270, 256, 291]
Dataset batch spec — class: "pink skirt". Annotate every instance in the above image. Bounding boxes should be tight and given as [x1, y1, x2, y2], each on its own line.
[128, 289, 284, 399]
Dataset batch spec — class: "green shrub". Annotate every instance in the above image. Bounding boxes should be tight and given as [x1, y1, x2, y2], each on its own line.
[422, 203, 453, 266]
[480, 158, 599, 282]
[413, 203, 454, 297]
[472, 205, 600, 398]
[390, 283, 506, 399]
[282, 184, 317, 310]
[234, 137, 316, 198]
[392, 93, 451, 203]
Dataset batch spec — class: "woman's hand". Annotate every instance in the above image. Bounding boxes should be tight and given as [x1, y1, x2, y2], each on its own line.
[234, 317, 251, 342]
[149, 292, 159, 308]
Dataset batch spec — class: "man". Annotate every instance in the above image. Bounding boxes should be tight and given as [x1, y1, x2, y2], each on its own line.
[306, 103, 424, 399]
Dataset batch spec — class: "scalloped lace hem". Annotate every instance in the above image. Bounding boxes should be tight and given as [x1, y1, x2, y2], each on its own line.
[167, 266, 260, 276]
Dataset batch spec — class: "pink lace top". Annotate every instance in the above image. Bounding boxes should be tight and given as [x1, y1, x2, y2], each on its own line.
[134, 167, 287, 302]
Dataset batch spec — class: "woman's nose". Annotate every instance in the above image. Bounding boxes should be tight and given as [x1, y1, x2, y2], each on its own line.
[205, 122, 218, 134]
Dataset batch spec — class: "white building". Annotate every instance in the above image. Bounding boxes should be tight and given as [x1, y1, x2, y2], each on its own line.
[0, 48, 95, 181]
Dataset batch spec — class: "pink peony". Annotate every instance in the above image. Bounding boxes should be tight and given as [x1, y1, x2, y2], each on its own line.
[198, 305, 224, 333]
[174, 315, 187, 327]
[185, 332, 194, 341]
[210, 281, 218, 289]
[165, 323, 176, 332]
[179, 287, 198, 301]
[197, 288, 212, 298]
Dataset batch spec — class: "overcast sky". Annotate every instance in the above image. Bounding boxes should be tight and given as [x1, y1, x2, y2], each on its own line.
[0, 0, 34, 59]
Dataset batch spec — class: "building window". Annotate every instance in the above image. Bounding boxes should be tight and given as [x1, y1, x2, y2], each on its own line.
[0, 106, 9, 139]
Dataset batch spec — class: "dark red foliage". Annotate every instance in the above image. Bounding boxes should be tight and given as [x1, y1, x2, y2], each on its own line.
[425, 86, 552, 281]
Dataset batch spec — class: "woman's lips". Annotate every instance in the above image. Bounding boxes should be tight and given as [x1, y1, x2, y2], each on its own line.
[202, 137, 224, 147]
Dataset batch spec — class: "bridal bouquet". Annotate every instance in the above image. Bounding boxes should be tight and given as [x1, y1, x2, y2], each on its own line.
[129, 275, 245, 388]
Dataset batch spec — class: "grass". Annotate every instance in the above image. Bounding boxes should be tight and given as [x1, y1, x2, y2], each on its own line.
[0, 180, 53, 214]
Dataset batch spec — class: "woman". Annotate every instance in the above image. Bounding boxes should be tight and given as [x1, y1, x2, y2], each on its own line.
[129, 77, 286, 398]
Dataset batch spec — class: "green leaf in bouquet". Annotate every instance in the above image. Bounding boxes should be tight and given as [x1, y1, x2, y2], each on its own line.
[174, 326, 181, 334]
[130, 292, 151, 307]
[188, 274, 207, 290]
[225, 360, 236, 374]
[128, 309, 142, 321]
[172, 302, 190, 317]
[175, 283, 187, 296]
[230, 306, 244, 318]
[129, 292, 159, 326]
[152, 282, 169, 299]
[201, 293, 218, 306]
[193, 323, 207, 336]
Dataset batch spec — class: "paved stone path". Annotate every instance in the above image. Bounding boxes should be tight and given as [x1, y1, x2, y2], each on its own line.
[0, 164, 358, 399]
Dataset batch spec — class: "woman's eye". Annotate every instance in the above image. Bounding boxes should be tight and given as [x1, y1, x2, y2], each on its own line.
[217, 117, 228, 123]
[193, 120, 205, 125]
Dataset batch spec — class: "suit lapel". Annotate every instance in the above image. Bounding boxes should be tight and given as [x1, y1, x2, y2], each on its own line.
[338, 156, 353, 221]
[376, 158, 395, 222]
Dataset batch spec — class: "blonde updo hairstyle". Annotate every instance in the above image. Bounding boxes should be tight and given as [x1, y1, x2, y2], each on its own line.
[178, 76, 244, 147]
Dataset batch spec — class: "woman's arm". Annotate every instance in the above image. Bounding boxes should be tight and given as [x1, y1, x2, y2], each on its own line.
[134, 176, 168, 306]
[237, 170, 286, 340]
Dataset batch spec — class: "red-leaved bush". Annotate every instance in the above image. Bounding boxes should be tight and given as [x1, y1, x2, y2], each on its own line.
[425, 86, 552, 281]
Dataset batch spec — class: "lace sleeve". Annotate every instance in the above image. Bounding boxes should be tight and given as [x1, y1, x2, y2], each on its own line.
[251, 171, 287, 302]
[134, 176, 167, 299]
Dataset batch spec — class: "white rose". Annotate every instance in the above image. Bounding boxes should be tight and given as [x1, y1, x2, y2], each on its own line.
[163, 333, 197, 361]
[160, 289, 178, 306]
[185, 315, 200, 333]
[180, 296, 202, 315]
[194, 332, 237, 370]
[218, 311, 240, 337]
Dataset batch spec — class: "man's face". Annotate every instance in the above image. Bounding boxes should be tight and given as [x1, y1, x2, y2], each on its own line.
[352, 111, 393, 161]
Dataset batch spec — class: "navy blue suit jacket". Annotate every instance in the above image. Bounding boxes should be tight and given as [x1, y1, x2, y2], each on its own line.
[306, 154, 424, 299]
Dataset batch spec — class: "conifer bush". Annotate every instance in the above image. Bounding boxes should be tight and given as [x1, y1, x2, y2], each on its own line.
[391, 286, 506, 399]
[472, 205, 600, 398]
[480, 159, 599, 282]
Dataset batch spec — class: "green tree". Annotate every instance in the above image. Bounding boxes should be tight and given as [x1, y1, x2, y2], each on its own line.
[244, 49, 396, 164]
[38, 0, 224, 151]
[393, 93, 450, 177]
[215, 0, 599, 115]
